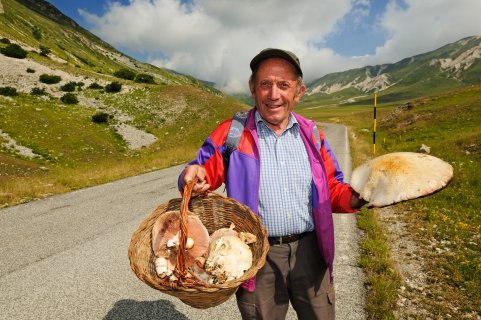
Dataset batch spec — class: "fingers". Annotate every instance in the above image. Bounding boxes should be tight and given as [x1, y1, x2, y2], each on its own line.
[182, 165, 209, 195]
[192, 182, 210, 196]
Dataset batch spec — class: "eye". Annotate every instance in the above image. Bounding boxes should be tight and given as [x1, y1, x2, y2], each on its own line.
[278, 81, 291, 90]
[259, 80, 272, 89]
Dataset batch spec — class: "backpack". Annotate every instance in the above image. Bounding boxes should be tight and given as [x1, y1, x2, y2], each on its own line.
[222, 111, 322, 171]
[223, 111, 248, 170]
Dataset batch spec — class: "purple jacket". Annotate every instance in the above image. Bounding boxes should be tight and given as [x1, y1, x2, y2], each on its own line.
[180, 108, 356, 291]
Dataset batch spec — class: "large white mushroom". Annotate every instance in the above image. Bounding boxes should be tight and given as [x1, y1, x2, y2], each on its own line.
[351, 152, 453, 207]
[204, 235, 253, 284]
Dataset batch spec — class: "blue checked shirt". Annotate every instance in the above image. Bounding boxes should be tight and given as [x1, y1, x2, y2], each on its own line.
[255, 111, 314, 237]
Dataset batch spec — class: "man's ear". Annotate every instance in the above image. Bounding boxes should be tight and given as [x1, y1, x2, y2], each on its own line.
[248, 79, 255, 96]
[294, 83, 306, 102]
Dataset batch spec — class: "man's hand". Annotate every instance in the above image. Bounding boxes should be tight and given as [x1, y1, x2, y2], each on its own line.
[350, 191, 367, 209]
[181, 164, 210, 195]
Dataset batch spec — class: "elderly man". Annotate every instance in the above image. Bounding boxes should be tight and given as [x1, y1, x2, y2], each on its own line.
[179, 48, 365, 319]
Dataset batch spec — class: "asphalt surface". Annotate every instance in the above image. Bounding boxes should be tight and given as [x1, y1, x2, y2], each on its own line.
[0, 123, 366, 320]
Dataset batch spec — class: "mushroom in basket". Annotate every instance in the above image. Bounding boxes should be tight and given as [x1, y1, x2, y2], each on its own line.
[151, 211, 209, 281]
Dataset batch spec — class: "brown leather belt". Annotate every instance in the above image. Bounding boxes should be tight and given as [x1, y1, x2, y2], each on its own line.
[268, 232, 312, 245]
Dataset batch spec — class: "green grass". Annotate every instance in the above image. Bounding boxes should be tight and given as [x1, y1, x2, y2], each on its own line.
[0, 82, 245, 207]
[358, 208, 401, 319]
[297, 85, 481, 319]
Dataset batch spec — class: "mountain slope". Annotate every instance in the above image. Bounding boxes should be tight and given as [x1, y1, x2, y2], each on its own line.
[303, 36, 481, 106]
[0, 0, 246, 207]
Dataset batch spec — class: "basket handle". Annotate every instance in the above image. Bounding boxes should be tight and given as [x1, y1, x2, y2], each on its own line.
[175, 177, 197, 282]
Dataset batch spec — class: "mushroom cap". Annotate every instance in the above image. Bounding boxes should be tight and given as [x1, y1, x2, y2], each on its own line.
[351, 152, 453, 207]
[205, 235, 253, 284]
[209, 223, 238, 247]
[151, 210, 210, 268]
[152, 211, 180, 258]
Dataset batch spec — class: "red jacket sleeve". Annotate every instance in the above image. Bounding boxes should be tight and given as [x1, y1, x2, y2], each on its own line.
[318, 129, 357, 213]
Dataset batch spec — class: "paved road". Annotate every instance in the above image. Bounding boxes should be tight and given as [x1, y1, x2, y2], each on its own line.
[0, 123, 365, 320]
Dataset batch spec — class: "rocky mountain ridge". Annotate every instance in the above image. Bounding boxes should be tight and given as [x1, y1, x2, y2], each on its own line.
[306, 36, 481, 103]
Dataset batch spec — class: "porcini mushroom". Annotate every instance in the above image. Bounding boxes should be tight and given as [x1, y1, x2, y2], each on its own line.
[351, 152, 453, 207]
[151, 210, 210, 272]
[204, 235, 253, 284]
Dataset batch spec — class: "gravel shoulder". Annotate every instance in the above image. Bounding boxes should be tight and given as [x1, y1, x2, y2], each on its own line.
[322, 123, 367, 320]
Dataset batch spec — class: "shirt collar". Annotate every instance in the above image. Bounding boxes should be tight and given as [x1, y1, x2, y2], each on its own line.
[255, 110, 298, 132]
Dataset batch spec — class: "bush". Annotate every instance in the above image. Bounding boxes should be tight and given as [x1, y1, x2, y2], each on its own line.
[32, 26, 42, 40]
[0, 86, 18, 96]
[39, 45, 50, 57]
[114, 68, 136, 80]
[30, 87, 47, 96]
[0, 38, 11, 44]
[60, 93, 78, 104]
[39, 74, 61, 84]
[88, 82, 103, 90]
[105, 81, 122, 93]
[135, 73, 155, 84]
[91, 112, 111, 124]
[26, 68, 35, 73]
[60, 81, 77, 92]
[1, 43, 28, 59]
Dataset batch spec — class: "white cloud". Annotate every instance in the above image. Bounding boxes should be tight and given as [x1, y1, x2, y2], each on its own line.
[81, 0, 481, 93]
[372, 0, 481, 64]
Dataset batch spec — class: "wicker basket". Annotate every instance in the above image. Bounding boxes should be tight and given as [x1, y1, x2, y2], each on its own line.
[128, 185, 269, 309]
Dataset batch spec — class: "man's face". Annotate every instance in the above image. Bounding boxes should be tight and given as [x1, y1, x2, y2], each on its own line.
[249, 57, 306, 134]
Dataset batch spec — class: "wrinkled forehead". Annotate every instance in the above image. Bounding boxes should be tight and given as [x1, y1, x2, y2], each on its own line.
[254, 57, 299, 80]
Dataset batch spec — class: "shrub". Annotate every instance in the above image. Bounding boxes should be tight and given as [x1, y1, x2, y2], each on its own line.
[32, 26, 42, 40]
[91, 112, 111, 124]
[60, 81, 77, 92]
[26, 68, 35, 73]
[88, 82, 103, 90]
[60, 93, 78, 104]
[39, 74, 61, 84]
[1, 43, 28, 59]
[105, 81, 122, 93]
[0, 38, 11, 44]
[39, 45, 50, 57]
[135, 73, 155, 84]
[0, 86, 18, 96]
[30, 87, 47, 96]
[114, 68, 136, 80]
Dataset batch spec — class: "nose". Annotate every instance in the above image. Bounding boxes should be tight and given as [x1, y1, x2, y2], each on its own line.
[268, 83, 280, 100]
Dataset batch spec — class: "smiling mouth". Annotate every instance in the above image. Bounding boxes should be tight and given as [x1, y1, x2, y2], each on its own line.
[265, 104, 282, 109]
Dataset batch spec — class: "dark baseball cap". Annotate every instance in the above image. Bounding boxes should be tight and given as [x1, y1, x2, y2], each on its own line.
[250, 48, 303, 77]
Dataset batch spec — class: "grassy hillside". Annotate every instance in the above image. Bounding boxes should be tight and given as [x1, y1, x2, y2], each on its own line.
[0, 0, 247, 207]
[297, 85, 481, 318]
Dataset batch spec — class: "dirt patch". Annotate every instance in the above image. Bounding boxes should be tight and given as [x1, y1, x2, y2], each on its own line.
[377, 206, 481, 319]
[376, 206, 431, 318]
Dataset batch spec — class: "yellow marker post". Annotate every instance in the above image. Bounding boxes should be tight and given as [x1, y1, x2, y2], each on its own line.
[373, 92, 377, 155]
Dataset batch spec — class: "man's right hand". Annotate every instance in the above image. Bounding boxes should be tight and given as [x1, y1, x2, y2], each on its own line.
[181, 164, 210, 195]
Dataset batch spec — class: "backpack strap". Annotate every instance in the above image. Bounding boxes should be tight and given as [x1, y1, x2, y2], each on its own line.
[223, 111, 248, 170]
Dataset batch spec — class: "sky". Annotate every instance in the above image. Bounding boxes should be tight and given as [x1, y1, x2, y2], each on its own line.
[46, 0, 481, 94]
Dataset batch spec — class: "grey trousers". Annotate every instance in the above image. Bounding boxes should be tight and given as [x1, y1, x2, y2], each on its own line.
[236, 232, 335, 320]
